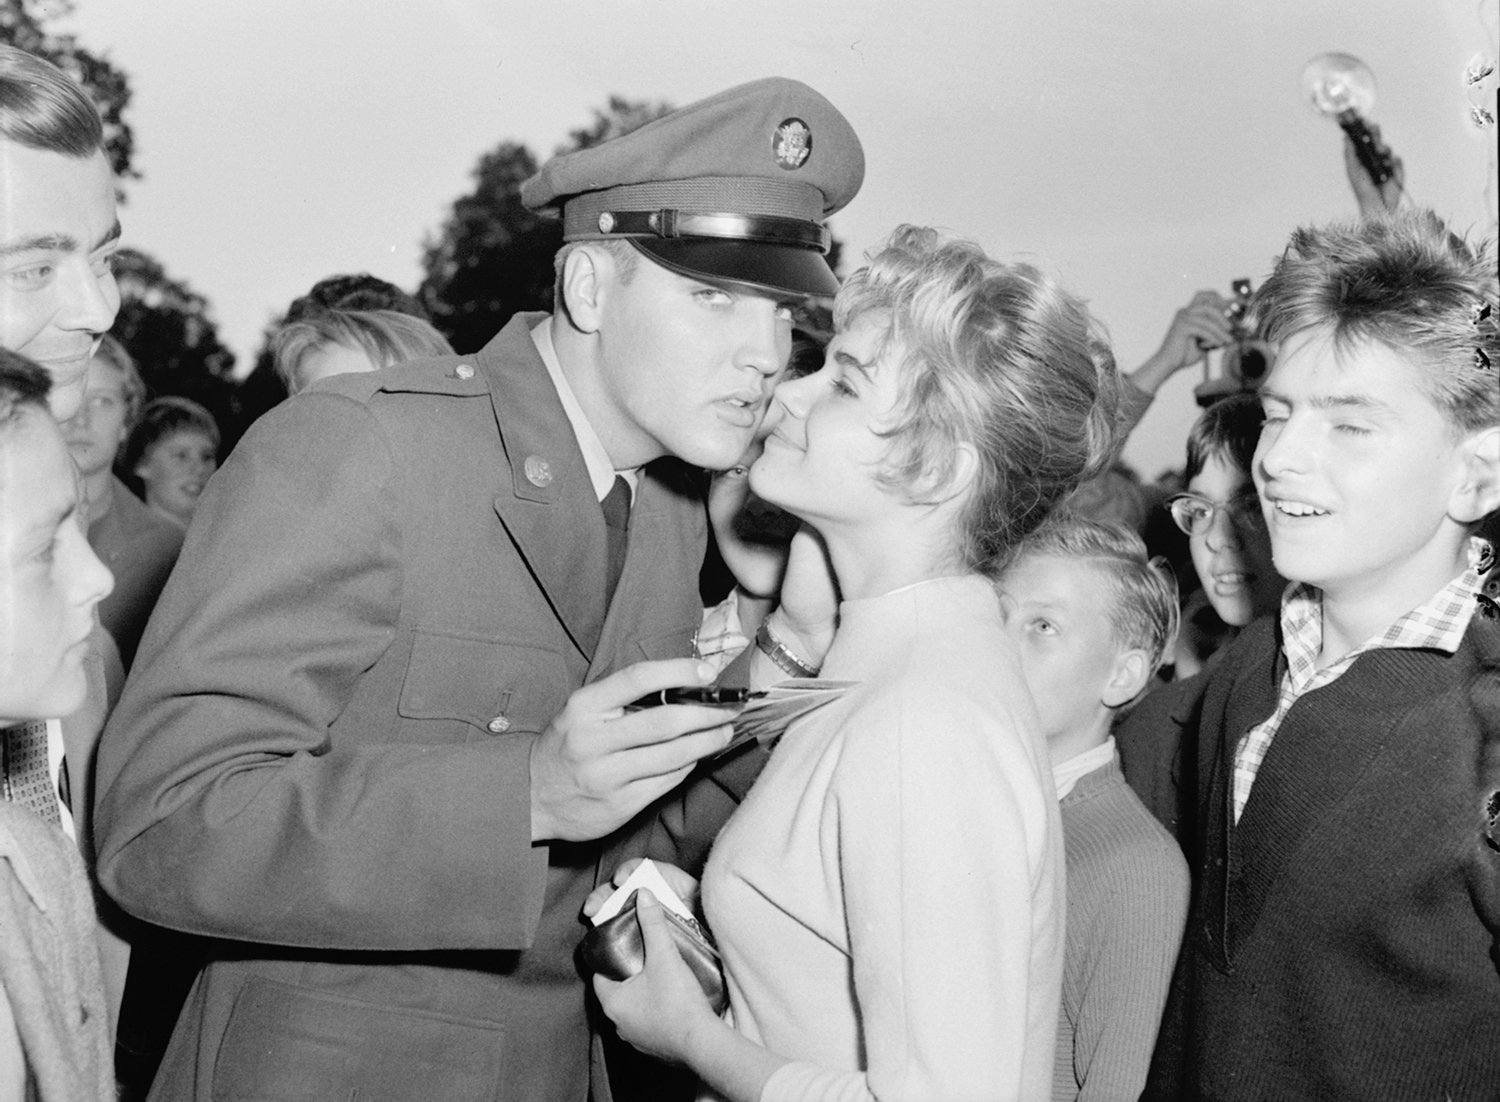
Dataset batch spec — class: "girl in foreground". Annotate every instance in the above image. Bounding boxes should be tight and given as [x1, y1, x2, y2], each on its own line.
[594, 225, 1120, 1101]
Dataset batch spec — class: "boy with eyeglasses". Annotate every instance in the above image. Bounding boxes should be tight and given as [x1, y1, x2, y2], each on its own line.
[1117, 394, 1285, 843]
[1164, 393, 1285, 640]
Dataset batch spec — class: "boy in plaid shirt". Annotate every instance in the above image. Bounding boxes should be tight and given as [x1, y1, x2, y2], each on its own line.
[1151, 209, 1500, 1102]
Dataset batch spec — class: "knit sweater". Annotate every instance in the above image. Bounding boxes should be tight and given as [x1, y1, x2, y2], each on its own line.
[701, 575, 1065, 1102]
[1167, 613, 1500, 1101]
[1054, 759, 1189, 1102]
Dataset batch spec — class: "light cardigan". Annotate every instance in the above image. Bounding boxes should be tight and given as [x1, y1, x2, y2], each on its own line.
[701, 575, 1065, 1102]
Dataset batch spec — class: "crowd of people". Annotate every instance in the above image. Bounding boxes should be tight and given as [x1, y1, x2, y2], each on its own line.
[0, 40, 1497, 1102]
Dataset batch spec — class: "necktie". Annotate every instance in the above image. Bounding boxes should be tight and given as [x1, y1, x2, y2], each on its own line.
[602, 475, 632, 604]
[3, 721, 61, 827]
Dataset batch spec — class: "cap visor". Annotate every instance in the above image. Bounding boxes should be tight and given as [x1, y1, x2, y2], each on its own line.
[631, 239, 839, 299]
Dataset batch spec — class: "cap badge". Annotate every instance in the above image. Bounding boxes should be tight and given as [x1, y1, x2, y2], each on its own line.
[772, 118, 812, 170]
[598, 212, 616, 234]
[523, 455, 553, 488]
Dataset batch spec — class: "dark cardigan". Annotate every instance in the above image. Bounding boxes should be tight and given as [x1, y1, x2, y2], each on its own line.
[1151, 612, 1500, 1102]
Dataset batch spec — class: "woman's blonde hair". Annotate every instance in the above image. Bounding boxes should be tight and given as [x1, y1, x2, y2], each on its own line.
[273, 308, 454, 394]
[835, 225, 1121, 573]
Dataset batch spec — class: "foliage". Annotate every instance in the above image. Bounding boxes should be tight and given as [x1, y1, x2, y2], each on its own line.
[417, 141, 557, 354]
[561, 94, 673, 155]
[0, 0, 137, 183]
[418, 98, 675, 353]
[111, 248, 243, 447]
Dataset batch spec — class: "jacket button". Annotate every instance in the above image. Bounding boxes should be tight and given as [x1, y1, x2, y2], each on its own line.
[454, 363, 475, 380]
[486, 715, 511, 734]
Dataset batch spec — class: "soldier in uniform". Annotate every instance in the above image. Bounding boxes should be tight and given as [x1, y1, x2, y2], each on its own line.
[93, 77, 862, 1101]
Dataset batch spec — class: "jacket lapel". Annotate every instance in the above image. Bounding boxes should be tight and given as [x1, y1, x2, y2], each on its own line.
[478, 315, 610, 660]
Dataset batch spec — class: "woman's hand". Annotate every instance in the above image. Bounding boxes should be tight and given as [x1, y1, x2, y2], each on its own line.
[766, 525, 839, 667]
[582, 859, 699, 921]
[593, 890, 725, 1065]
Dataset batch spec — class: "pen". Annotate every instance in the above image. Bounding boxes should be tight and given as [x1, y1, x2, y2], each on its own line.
[626, 686, 763, 710]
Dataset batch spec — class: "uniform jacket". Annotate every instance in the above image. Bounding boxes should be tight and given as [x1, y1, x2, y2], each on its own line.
[93, 314, 713, 1102]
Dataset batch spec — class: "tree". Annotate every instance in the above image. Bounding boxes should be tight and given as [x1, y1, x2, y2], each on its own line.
[417, 141, 559, 354]
[0, 0, 138, 183]
[111, 247, 243, 447]
[418, 98, 674, 353]
[563, 94, 673, 154]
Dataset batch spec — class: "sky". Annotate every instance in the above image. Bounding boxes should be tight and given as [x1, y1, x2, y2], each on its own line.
[55, 0, 1500, 479]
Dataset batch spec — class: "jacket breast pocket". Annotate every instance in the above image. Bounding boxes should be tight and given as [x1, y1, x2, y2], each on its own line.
[212, 976, 504, 1101]
[396, 631, 571, 742]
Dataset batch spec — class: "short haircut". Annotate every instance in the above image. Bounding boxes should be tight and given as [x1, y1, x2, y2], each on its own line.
[282, 273, 429, 324]
[835, 225, 1121, 573]
[91, 333, 147, 426]
[0, 347, 52, 432]
[0, 44, 104, 158]
[1183, 392, 1264, 485]
[1010, 512, 1180, 674]
[272, 308, 455, 394]
[122, 395, 220, 474]
[1250, 208, 1500, 434]
[553, 238, 640, 313]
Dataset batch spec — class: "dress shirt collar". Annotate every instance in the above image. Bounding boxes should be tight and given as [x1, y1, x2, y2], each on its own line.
[531, 318, 637, 502]
[1051, 737, 1117, 800]
[1279, 535, 1493, 695]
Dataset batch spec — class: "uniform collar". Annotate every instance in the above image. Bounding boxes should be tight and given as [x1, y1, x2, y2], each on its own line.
[531, 319, 637, 502]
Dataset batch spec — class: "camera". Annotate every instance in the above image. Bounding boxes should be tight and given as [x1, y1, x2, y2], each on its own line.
[1193, 278, 1275, 407]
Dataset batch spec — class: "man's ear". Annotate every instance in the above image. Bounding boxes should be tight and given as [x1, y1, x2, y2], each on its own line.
[1448, 426, 1500, 524]
[558, 246, 607, 334]
[1102, 648, 1152, 709]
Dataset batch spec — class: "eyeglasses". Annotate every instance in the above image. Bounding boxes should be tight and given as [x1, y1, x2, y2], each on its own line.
[1166, 492, 1265, 537]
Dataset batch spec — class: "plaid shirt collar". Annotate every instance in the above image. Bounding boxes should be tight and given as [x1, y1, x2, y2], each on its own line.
[1280, 537, 1494, 693]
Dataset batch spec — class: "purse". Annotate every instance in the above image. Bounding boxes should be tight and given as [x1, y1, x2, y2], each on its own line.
[577, 889, 729, 1015]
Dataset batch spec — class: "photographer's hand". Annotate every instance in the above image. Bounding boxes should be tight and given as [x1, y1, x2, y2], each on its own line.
[1127, 290, 1238, 399]
[1345, 125, 1404, 216]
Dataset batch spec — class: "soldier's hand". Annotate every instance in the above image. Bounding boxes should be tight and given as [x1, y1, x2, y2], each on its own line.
[530, 659, 735, 842]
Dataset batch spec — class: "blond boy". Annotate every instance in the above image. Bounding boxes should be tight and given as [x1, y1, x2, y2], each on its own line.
[999, 515, 1189, 1102]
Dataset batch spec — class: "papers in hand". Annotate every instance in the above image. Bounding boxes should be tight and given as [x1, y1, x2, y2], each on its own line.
[715, 678, 857, 759]
[591, 859, 696, 926]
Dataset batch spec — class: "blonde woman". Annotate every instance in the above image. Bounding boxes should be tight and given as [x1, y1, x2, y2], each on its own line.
[594, 225, 1120, 1102]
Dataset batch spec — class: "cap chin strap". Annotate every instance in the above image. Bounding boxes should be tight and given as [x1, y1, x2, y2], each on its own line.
[594, 209, 830, 253]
